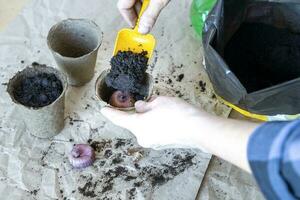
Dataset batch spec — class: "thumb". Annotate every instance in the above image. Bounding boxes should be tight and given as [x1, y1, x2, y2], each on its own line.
[135, 100, 153, 113]
[101, 107, 134, 128]
[138, 0, 169, 34]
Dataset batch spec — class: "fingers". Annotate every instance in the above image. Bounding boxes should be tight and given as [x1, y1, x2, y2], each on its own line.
[118, 0, 138, 27]
[138, 0, 170, 34]
[118, 0, 169, 33]
[101, 95, 159, 126]
[135, 100, 153, 113]
[101, 107, 134, 128]
[135, 95, 159, 113]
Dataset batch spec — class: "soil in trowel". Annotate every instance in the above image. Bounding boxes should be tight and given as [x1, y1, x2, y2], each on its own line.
[105, 50, 149, 100]
[225, 23, 300, 93]
[14, 72, 63, 108]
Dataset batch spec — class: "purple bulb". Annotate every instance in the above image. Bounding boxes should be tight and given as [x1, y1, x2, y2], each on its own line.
[109, 91, 135, 108]
[68, 144, 95, 169]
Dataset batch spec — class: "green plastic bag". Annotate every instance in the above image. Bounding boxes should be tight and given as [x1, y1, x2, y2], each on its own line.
[190, 0, 217, 37]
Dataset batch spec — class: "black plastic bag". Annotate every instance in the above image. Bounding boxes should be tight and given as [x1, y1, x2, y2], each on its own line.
[203, 0, 300, 116]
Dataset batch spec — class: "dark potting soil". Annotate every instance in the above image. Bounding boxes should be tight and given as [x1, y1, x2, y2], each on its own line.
[105, 51, 149, 100]
[224, 23, 300, 93]
[13, 72, 63, 108]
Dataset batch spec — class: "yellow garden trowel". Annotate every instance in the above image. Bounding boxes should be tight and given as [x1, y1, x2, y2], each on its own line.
[113, 0, 156, 60]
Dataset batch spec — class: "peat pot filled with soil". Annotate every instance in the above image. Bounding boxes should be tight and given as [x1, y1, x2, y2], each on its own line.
[7, 63, 67, 138]
[96, 51, 153, 111]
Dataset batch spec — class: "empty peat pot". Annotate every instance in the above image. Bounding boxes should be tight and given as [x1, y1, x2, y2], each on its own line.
[47, 19, 102, 86]
[95, 70, 153, 111]
[7, 64, 67, 138]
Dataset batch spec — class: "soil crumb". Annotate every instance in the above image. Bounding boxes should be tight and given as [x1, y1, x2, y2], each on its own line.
[13, 70, 63, 108]
[199, 81, 206, 92]
[115, 138, 127, 148]
[177, 74, 184, 82]
[88, 139, 112, 153]
[105, 51, 149, 100]
[30, 189, 39, 195]
[225, 23, 300, 92]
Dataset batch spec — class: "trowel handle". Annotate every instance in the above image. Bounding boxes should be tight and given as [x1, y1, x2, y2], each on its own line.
[133, 0, 150, 32]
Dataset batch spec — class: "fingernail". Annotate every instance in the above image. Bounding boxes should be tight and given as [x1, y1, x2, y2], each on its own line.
[135, 100, 145, 108]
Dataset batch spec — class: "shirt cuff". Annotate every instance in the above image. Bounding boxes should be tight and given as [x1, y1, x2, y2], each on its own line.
[247, 120, 298, 200]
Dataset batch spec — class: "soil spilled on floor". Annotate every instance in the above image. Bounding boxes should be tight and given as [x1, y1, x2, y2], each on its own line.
[105, 51, 149, 101]
[76, 139, 197, 199]
[13, 70, 63, 108]
[225, 23, 300, 93]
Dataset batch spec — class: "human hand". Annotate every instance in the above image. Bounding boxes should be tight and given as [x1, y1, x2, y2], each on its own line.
[101, 96, 212, 149]
[117, 0, 170, 34]
[101, 96, 258, 172]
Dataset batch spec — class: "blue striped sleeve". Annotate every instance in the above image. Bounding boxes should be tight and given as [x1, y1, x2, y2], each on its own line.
[247, 119, 300, 200]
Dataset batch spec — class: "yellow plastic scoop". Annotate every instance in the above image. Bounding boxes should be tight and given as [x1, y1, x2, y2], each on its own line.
[113, 0, 156, 60]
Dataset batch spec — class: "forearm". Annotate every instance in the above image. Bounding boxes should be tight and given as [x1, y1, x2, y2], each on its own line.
[190, 114, 260, 172]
